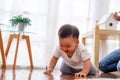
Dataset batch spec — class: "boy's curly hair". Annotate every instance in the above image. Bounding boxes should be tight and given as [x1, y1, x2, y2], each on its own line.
[58, 24, 79, 39]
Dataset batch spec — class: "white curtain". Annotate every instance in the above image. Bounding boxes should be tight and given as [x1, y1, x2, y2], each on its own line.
[87, 0, 120, 61]
[0, 0, 120, 69]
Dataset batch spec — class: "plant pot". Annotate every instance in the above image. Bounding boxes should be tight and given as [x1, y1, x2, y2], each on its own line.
[18, 22, 25, 31]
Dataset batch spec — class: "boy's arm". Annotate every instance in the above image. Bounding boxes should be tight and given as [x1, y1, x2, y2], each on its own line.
[48, 56, 58, 72]
[74, 58, 91, 78]
[81, 58, 91, 75]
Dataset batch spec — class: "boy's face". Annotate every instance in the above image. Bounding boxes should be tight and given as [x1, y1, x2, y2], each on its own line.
[59, 36, 79, 54]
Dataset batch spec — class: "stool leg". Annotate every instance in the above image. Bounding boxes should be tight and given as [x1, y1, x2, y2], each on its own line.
[5, 35, 14, 57]
[13, 34, 20, 69]
[0, 31, 6, 69]
[23, 35, 34, 69]
[94, 34, 99, 68]
[0, 44, 6, 69]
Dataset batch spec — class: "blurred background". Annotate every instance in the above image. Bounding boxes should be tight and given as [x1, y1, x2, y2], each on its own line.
[0, 0, 120, 69]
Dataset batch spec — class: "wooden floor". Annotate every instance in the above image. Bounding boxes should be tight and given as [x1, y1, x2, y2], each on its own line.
[0, 68, 120, 80]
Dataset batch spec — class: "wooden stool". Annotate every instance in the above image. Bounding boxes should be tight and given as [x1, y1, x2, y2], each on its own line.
[81, 21, 120, 68]
[5, 33, 34, 69]
[0, 30, 6, 69]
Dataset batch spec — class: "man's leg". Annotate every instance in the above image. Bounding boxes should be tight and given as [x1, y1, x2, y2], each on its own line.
[99, 49, 120, 73]
[117, 60, 120, 71]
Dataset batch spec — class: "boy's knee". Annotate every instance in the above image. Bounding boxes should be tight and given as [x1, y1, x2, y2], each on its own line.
[60, 67, 72, 74]
[60, 67, 64, 73]
[88, 64, 96, 75]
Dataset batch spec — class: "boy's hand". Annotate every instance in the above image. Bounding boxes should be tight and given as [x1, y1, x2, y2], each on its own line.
[43, 67, 53, 75]
[44, 73, 54, 80]
[74, 71, 87, 79]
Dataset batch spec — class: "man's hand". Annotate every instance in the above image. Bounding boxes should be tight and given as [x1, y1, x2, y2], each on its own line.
[113, 12, 120, 21]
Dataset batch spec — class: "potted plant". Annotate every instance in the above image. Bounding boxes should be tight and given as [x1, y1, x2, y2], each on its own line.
[9, 15, 31, 31]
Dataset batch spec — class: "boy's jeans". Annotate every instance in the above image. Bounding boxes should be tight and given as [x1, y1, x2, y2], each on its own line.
[60, 61, 96, 75]
[99, 49, 120, 73]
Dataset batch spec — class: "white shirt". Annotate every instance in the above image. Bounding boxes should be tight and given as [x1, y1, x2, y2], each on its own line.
[53, 43, 91, 69]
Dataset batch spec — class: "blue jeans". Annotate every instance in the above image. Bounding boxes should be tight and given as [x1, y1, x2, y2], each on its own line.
[117, 60, 120, 71]
[99, 49, 120, 73]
